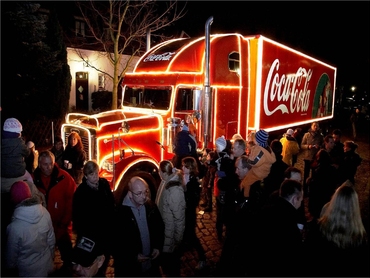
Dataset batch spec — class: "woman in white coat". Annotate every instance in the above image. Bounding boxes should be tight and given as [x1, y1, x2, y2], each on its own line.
[155, 160, 186, 277]
[6, 181, 55, 277]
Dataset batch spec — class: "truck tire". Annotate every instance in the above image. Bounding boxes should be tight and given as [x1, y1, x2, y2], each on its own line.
[113, 171, 159, 206]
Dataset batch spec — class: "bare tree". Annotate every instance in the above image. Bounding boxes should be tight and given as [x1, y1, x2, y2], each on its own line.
[74, 0, 186, 110]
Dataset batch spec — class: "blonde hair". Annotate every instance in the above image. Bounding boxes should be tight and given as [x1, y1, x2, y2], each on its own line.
[159, 160, 184, 185]
[318, 182, 367, 249]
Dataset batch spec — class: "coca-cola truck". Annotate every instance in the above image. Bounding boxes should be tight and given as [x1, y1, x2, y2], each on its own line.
[61, 17, 336, 203]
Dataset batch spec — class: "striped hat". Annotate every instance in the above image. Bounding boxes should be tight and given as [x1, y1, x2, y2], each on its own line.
[255, 129, 269, 148]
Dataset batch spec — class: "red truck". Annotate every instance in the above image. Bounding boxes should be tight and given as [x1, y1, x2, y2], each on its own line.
[61, 17, 337, 203]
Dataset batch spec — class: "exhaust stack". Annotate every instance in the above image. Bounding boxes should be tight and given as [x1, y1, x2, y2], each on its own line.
[201, 16, 213, 149]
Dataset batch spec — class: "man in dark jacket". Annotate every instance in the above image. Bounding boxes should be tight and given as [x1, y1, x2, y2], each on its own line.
[113, 177, 165, 277]
[72, 161, 116, 277]
[249, 179, 304, 277]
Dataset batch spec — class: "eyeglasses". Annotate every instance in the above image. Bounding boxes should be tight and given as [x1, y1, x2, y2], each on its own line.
[130, 189, 149, 197]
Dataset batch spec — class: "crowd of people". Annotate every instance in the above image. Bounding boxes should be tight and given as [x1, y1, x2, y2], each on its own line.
[1, 117, 368, 277]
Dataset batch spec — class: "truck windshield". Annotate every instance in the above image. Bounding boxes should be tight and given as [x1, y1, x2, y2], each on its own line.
[122, 86, 172, 110]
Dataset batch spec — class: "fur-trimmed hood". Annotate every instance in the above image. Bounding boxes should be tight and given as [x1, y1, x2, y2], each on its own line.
[165, 169, 185, 189]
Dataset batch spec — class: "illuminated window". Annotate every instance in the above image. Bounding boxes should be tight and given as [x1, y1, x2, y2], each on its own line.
[98, 74, 105, 90]
[228, 52, 240, 72]
[123, 86, 172, 110]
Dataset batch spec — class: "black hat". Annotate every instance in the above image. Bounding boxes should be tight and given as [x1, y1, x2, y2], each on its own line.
[71, 236, 103, 267]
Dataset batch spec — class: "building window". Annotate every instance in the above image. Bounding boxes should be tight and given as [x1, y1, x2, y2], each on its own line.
[75, 20, 85, 37]
[98, 74, 105, 90]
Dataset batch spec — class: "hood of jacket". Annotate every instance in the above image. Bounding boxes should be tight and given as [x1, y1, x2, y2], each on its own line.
[12, 197, 45, 224]
[165, 169, 184, 189]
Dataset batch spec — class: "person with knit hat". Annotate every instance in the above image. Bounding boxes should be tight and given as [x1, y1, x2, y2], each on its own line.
[240, 129, 276, 198]
[5, 181, 55, 277]
[215, 135, 227, 153]
[280, 128, 300, 166]
[1, 118, 31, 180]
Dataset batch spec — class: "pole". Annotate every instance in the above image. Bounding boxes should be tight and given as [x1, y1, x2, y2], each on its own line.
[51, 122, 54, 145]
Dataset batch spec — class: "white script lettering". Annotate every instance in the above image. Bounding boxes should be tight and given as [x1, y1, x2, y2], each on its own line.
[144, 52, 176, 62]
[264, 59, 312, 116]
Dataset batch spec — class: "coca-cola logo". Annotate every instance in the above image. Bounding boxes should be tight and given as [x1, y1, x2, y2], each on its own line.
[143, 52, 176, 62]
[264, 59, 312, 116]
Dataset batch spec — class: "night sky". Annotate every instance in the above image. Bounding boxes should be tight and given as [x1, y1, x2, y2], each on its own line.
[13, 1, 370, 94]
[171, 1, 369, 94]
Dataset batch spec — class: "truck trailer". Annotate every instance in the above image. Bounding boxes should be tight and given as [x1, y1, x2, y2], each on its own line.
[61, 17, 337, 203]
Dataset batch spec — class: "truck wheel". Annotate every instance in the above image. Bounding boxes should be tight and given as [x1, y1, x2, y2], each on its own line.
[113, 171, 159, 206]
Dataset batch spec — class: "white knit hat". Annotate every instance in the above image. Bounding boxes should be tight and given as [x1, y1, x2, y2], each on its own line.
[3, 118, 22, 133]
[286, 129, 294, 136]
[215, 136, 227, 152]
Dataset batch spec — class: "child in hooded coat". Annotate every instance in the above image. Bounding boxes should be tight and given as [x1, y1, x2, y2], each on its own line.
[6, 181, 55, 277]
[240, 130, 276, 197]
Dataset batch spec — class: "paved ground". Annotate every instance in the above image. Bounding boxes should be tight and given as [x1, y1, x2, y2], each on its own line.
[53, 126, 370, 277]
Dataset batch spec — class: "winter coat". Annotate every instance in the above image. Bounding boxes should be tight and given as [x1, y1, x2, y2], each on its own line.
[174, 130, 197, 157]
[113, 196, 164, 277]
[340, 150, 362, 184]
[308, 163, 340, 219]
[33, 164, 76, 241]
[72, 177, 116, 249]
[184, 175, 201, 239]
[241, 145, 276, 197]
[280, 135, 300, 166]
[155, 170, 186, 253]
[263, 154, 289, 199]
[250, 197, 304, 276]
[172, 130, 198, 169]
[301, 128, 324, 161]
[6, 197, 55, 277]
[1, 137, 30, 178]
[62, 145, 86, 186]
[202, 162, 217, 191]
